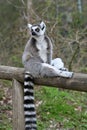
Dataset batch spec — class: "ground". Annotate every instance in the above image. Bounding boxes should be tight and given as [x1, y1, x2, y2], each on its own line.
[0, 81, 87, 130]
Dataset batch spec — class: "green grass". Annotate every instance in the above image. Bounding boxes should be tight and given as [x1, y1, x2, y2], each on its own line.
[35, 87, 87, 130]
[0, 122, 12, 130]
[0, 112, 12, 130]
[0, 85, 87, 130]
[0, 81, 12, 130]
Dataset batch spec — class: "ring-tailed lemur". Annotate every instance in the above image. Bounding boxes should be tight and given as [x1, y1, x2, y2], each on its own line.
[22, 21, 73, 130]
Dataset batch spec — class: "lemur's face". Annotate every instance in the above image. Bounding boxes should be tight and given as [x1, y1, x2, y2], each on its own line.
[28, 21, 46, 37]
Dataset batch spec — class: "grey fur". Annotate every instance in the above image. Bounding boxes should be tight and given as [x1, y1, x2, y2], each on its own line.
[22, 21, 73, 78]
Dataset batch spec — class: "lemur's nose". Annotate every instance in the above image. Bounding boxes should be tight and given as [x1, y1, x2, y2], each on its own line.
[32, 32, 36, 36]
[31, 29, 36, 36]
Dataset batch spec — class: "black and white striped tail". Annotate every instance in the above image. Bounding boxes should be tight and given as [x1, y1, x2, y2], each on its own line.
[24, 72, 37, 130]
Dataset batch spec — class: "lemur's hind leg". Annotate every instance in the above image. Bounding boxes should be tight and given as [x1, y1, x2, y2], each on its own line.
[24, 61, 73, 78]
[41, 63, 73, 78]
[51, 58, 68, 71]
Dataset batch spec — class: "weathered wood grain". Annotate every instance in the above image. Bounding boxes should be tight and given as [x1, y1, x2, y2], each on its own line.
[0, 65, 87, 92]
[12, 79, 24, 130]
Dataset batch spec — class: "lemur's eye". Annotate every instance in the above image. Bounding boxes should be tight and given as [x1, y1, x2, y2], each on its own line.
[35, 28, 40, 32]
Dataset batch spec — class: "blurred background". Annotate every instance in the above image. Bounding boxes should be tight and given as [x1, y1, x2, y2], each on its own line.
[0, 0, 87, 72]
[0, 0, 87, 130]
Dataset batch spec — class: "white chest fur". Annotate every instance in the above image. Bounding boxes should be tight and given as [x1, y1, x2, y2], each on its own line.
[36, 40, 47, 62]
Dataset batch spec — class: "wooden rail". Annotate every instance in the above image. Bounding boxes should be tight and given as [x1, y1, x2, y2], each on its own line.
[0, 65, 87, 92]
[0, 65, 87, 130]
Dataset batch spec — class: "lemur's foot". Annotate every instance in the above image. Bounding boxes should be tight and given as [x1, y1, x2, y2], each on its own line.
[59, 71, 73, 78]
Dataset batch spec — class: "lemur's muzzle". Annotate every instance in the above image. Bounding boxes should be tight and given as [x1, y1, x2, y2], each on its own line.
[32, 31, 37, 36]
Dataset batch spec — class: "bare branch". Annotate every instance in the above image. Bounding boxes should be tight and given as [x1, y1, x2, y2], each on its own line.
[7, 0, 25, 9]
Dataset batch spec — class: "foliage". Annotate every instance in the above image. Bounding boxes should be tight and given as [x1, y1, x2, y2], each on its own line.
[32, 0, 87, 72]
[0, 0, 87, 70]
[0, 0, 27, 66]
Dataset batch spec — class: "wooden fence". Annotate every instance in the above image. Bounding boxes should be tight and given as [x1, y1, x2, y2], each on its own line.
[0, 65, 87, 130]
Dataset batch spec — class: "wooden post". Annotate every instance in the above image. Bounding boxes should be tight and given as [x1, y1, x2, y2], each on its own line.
[0, 65, 87, 130]
[12, 79, 24, 130]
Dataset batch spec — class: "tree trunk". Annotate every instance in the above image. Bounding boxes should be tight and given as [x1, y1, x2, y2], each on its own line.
[27, 0, 33, 23]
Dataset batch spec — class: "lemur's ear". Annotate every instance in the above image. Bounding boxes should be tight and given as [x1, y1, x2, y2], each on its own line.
[40, 21, 46, 30]
[28, 24, 32, 29]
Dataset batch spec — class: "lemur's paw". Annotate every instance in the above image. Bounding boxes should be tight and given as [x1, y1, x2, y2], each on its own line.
[61, 71, 73, 78]
[59, 67, 68, 71]
[67, 72, 73, 78]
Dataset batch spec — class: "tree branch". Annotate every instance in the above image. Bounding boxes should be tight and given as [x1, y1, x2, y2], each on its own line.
[0, 65, 87, 92]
